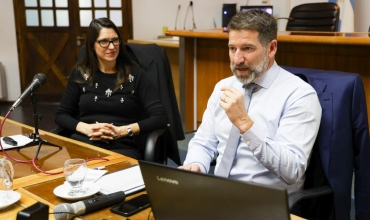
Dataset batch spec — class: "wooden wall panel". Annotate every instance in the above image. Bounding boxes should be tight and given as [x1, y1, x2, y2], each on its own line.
[196, 39, 229, 127]
[183, 38, 195, 131]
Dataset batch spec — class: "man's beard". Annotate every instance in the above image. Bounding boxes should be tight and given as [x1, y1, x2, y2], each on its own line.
[230, 54, 268, 85]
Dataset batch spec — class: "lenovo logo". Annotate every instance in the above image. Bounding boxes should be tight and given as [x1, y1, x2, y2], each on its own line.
[156, 176, 179, 185]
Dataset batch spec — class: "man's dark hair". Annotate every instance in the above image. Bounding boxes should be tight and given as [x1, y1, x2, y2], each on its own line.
[227, 9, 277, 46]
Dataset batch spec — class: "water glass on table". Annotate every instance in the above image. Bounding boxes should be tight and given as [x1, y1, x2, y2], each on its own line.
[0, 155, 14, 205]
[63, 158, 87, 197]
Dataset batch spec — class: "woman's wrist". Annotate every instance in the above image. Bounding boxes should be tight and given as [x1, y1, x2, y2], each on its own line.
[76, 122, 88, 135]
[126, 125, 134, 137]
[114, 124, 137, 139]
[115, 126, 123, 139]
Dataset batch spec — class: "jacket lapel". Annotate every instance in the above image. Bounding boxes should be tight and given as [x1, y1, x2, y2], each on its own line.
[306, 77, 332, 176]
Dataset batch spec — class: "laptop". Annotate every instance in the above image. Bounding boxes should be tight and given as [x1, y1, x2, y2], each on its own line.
[240, 5, 273, 15]
[138, 160, 291, 220]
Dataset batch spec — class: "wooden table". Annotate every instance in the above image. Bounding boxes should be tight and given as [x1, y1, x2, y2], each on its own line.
[0, 116, 305, 219]
[0, 116, 150, 219]
[165, 29, 370, 132]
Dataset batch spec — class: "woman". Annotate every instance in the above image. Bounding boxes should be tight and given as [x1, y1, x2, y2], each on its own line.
[55, 18, 168, 159]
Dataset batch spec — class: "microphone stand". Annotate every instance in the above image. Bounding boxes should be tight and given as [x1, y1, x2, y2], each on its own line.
[174, 5, 180, 30]
[16, 146, 61, 170]
[183, 1, 197, 30]
[16, 93, 62, 159]
[191, 2, 197, 30]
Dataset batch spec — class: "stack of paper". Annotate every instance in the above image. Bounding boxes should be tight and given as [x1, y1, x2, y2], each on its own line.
[94, 165, 145, 195]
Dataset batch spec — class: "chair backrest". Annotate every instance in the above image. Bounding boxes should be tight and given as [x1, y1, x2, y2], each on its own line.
[286, 3, 340, 32]
[282, 66, 370, 220]
[125, 43, 185, 165]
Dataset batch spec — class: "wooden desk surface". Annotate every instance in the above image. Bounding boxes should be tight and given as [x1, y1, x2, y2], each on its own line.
[128, 39, 179, 48]
[0, 117, 305, 220]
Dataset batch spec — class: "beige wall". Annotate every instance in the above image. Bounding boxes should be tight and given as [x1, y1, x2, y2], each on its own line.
[0, 0, 21, 101]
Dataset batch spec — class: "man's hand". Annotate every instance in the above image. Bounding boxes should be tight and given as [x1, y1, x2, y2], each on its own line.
[178, 164, 202, 173]
[219, 86, 254, 133]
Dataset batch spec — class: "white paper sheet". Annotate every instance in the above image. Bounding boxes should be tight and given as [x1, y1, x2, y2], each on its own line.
[84, 168, 107, 185]
[0, 134, 33, 149]
[95, 165, 145, 195]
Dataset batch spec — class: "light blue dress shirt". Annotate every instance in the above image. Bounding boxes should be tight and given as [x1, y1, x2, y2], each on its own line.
[184, 62, 322, 193]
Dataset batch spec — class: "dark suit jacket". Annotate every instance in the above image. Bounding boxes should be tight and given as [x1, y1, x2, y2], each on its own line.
[126, 43, 185, 165]
[283, 66, 370, 220]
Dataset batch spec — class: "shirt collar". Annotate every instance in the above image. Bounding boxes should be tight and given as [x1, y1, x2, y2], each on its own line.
[253, 61, 279, 89]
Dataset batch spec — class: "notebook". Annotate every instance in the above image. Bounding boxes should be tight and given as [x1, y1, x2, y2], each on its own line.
[138, 160, 291, 220]
[95, 165, 145, 195]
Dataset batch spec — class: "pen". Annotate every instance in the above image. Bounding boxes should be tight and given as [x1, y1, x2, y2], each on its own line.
[94, 166, 105, 170]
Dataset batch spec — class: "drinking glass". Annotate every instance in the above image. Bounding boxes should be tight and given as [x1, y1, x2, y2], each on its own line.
[0, 155, 14, 205]
[63, 158, 87, 197]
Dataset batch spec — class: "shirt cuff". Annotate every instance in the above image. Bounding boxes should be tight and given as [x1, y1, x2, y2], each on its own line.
[240, 124, 264, 151]
[194, 162, 207, 173]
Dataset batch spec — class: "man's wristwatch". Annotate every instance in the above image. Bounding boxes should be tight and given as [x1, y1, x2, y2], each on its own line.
[126, 125, 133, 137]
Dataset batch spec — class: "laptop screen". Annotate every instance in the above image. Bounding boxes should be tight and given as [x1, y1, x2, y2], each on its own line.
[139, 160, 291, 220]
[240, 5, 273, 15]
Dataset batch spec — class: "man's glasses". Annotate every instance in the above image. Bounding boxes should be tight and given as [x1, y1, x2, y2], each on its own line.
[96, 38, 122, 48]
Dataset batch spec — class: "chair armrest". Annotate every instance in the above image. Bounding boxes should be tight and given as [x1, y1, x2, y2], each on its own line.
[144, 129, 166, 163]
[288, 185, 333, 210]
[50, 127, 73, 137]
[50, 127, 65, 135]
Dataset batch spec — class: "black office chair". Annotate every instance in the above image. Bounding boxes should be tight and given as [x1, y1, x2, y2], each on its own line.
[286, 3, 340, 32]
[52, 43, 184, 165]
[125, 43, 185, 165]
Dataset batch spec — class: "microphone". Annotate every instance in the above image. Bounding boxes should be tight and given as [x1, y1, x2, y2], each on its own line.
[183, 2, 190, 29]
[10, 73, 47, 111]
[53, 191, 126, 220]
[183, 1, 197, 30]
[174, 4, 181, 30]
[190, 1, 197, 29]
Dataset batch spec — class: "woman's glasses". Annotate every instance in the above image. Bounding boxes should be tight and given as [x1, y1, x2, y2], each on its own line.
[96, 38, 122, 48]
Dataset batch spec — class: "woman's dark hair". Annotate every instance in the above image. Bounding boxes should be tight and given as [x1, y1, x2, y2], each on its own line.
[75, 17, 137, 90]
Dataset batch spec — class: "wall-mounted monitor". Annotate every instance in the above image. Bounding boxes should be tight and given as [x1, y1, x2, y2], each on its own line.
[240, 5, 273, 15]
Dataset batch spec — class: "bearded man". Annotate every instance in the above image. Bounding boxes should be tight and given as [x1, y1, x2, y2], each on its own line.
[180, 9, 322, 193]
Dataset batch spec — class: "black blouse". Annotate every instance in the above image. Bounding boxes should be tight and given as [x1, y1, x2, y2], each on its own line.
[55, 66, 168, 158]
